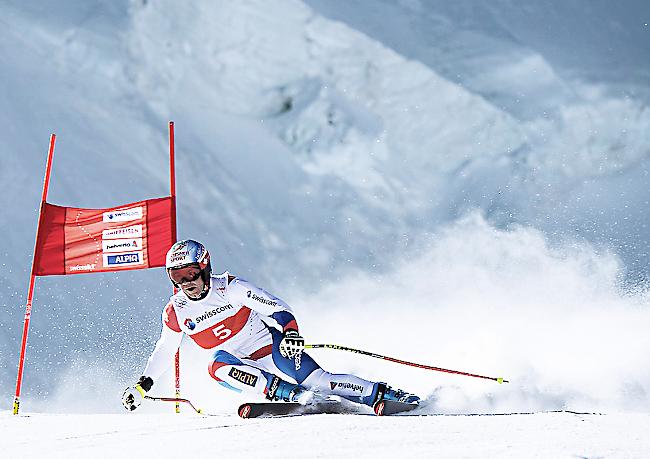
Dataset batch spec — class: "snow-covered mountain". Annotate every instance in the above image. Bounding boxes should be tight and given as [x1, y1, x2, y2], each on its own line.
[1, 0, 649, 416]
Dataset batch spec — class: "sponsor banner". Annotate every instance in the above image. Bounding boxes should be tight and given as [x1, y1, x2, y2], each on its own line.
[103, 251, 144, 268]
[102, 238, 143, 253]
[102, 207, 143, 223]
[63, 203, 149, 274]
[102, 225, 143, 240]
[34, 197, 174, 276]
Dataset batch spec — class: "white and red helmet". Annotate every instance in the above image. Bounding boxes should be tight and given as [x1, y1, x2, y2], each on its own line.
[165, 239, 211, 286]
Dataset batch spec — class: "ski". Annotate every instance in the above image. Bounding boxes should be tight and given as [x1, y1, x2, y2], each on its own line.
[238, 399, 352, 418]
[373, 399, 419, 416]
[238, 402, 301, 418]
[238, 399, 420, 418]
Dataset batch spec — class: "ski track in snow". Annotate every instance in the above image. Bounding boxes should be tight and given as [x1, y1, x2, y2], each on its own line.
[3, 411, 649, 458]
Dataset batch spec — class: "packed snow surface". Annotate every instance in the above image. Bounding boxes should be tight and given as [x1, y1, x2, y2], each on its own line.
[3, 410, 650, 458]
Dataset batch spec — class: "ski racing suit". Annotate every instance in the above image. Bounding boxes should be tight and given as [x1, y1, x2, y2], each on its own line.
[142, 272, 380, 405]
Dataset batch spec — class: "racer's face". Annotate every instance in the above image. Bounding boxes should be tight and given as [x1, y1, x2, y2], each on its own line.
[170, 265, 206, 299]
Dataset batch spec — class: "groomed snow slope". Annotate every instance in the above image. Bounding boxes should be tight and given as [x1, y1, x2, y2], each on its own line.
[3, 410, 650, 459]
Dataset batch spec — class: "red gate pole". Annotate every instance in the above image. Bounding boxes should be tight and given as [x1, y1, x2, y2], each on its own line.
[169, 121, 181, 413]
[13, 134, 57, 415]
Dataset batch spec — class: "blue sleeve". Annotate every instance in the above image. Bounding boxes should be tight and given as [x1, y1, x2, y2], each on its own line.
[271, 310, 298, 332]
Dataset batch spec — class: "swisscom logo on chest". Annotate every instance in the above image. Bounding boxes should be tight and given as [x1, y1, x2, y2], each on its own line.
[184, 304, 234, 330]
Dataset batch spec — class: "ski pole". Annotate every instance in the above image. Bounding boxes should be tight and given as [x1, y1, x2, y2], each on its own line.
[305, 344, 509, 384]
[145, 395, 204, 414]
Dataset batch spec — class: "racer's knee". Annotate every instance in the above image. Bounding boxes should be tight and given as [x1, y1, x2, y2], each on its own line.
[209, 351, 270, 394]
[301, 368, 328, 390]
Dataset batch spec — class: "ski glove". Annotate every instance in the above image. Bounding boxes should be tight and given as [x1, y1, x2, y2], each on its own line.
[279, 330, 305, 359]
[121, 376, 153, 411]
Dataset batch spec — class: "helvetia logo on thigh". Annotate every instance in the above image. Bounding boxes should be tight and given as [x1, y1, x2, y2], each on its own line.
[103, 251, 144, 267]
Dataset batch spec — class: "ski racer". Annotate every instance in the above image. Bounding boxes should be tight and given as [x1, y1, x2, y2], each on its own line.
[122, 239, 419, 411]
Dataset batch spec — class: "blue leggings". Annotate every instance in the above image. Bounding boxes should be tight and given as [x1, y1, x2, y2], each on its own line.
[208, 328, 379, 405]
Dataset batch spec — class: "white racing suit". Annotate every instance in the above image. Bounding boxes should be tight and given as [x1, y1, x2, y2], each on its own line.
[142, 272, 380, 405]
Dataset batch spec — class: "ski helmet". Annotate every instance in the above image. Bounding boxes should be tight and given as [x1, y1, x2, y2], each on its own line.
[165, 239, 211, 287]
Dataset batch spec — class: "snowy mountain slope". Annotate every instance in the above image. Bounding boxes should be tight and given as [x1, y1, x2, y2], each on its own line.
[0, 0, 649, 418]
[303, 0, 650, 280]
[307, 0, 650, 114]
[303, 0, 650, 285]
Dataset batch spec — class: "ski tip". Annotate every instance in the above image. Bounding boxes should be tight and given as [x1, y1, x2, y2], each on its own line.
[373, 399, 420, 416]
[238, 404, 252, 419]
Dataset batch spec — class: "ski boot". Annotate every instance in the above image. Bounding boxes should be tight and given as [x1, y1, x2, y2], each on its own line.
[265, 375, 306, 402]
[371, 382, 420, 415]
[384, 385, 420, 404]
